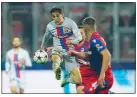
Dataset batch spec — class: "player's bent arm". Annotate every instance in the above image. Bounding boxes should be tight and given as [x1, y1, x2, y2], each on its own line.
[5, 53, 10, 72]
[25, 51, 32, 67]
[76, 51, 88, 59]
[68, 50, 87, 58]
[70, 20, 82, 44]
[41, 25, 52, 49]
[100, 48, 111, 76]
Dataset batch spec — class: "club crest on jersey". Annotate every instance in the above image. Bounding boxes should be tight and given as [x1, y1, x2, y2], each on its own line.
[64, 28, 69, 33]
[96, 44, 100, 48]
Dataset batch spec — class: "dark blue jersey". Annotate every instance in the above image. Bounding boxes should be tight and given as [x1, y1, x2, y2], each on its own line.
[88, 32, 106, 74]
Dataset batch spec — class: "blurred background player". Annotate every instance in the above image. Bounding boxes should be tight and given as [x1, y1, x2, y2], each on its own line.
[5, 37, 32, 93]
[40, 6, 82, 85]
[68, 17, 114, 93]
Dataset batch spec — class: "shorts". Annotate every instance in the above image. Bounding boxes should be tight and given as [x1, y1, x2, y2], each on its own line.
[9, 77, 25, 90]
[50, 48, 79, 72]
[76, 66, 114, 94]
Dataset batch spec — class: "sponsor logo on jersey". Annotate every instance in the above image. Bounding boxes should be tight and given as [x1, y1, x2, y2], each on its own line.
[96, 44, 100, 48]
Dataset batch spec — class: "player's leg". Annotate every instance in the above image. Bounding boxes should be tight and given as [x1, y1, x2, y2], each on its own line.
[19, 88, 24, 94]
[10, 86, 18, 93]
[51, 49, 63, 80]
[51, 54, 62, 80]
[70, 67, 82, 84]
[19, 79, 25, 94]
[64, 57, 82, 85]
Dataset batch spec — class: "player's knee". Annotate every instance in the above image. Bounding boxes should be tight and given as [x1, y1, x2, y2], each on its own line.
[76, 86, 84, 93]
[51, 54, 61, 61]
[10, 86, 18, 93]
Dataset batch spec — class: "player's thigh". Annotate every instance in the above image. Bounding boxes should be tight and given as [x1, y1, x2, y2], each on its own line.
[70, 67, 81, 77]
[65, 57, 79, 74]
[70, 67, 82, 83]
[82, 77, 99, 94]
[51, 49, 62, 61]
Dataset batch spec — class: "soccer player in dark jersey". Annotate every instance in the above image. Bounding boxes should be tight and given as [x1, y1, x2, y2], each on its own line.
[68, 17, 114, 93]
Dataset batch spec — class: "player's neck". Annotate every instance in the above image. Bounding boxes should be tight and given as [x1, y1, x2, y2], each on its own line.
[87, 29, 96, 40]
[13, 47, 20, 52]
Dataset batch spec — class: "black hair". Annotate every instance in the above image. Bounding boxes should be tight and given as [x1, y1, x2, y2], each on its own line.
[50, 6, 63, 14]
[82, 17, 96, 28]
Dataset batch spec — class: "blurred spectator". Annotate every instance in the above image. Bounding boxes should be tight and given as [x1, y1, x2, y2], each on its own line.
[22, 11, 33, 54]
[10, 15, 24, 37]
[78, 13, 88, 25]
[129, 11, 136, 27]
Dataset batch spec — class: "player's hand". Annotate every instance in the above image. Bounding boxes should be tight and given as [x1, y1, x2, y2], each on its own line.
[97, 74, 105, 88]
[77, 59, 89, 65]
[68, 50, 78, 56]
[19, 60, 25, 65]
[66, 39, 73, 45]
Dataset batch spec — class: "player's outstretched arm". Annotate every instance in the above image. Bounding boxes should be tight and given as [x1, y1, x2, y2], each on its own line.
[68, 50, 87, 58]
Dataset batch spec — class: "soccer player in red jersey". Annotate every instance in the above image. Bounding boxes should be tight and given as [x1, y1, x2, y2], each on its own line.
[68, 17, 114, 93]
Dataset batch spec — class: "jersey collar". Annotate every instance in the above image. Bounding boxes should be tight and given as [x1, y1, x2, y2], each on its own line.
[89, 32, 98, 41]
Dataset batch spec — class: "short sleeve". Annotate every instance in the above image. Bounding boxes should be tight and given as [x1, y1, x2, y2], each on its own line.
[90, 38, 106, 53]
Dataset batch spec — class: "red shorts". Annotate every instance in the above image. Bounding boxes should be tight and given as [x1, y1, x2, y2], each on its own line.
[77, 65, 114, 94]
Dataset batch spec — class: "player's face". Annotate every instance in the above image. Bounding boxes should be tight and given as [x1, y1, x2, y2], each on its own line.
[83, 24, 90, 33]
[83, 24, 91, 40]
[51, 12, 64, 25]
[12, 37, 21, 48]
[80, 28, 86, 41]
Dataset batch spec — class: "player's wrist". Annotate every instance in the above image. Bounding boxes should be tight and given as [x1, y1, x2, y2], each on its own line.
[99, 72, 105, 77]
[71, 40, 78, 44]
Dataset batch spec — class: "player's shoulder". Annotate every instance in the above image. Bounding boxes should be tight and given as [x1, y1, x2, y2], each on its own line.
[65, 17, 74, 23]
[20, 48, 29, 54]
[65, 17, 73, 21]
[47, 21, 54, 28]
[6, 49, 13, 55]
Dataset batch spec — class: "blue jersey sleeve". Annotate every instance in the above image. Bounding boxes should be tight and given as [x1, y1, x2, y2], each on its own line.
[90, 38, 106, 53]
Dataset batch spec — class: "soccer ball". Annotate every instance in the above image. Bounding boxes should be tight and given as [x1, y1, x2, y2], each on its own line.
[33, 49, 48, 64]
